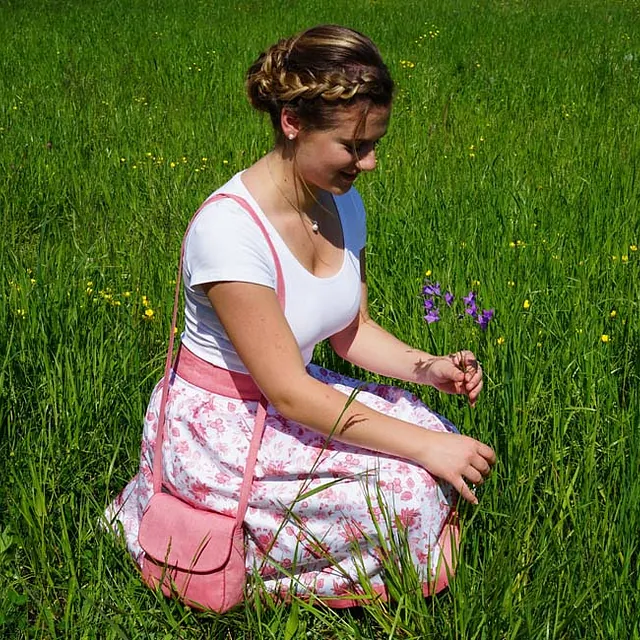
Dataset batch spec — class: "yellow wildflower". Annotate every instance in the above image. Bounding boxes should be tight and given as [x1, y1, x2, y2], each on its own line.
[425, 270, 432, 277]
[610, 310, 617, 318]
[144, 308, 155, 319]
[497, 336, 505, 345]
[601, 334, 609, 343]
[621, 255, 629, 263]
[523, 299, 530, 310]
[630, 245, 637, 252]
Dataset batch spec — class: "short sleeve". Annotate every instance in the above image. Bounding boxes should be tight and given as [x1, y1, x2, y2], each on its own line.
[340, 187, 367, 253]
[352, 188, 367, 251]
[184, 198, 276, 290]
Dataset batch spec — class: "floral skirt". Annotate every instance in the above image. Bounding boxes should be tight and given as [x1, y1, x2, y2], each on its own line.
[106, 364, 459, 605]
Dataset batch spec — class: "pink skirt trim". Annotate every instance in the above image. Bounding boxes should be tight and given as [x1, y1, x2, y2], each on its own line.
[282, 514, 459, 609]
[174, 345, 261, 400]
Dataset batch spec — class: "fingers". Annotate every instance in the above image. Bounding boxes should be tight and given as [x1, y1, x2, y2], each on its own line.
[477, 442, 497, 466]
[448, 350, 483, 406]
[455, 464, 490, 505]
[421, 433, 496, 506]
[470, 454, 492, 479]
[456, 477, 478, 505]
[444, 355, 465, 381]
[449, 350, 482, 380]
[465, 466, 484, 485]
[467, 378, 483, 407]
[451, 350, 479, 372]
[456, 442, 497, 505]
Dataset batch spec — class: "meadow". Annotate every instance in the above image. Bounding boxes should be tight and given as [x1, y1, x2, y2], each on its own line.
[1, 0, 639, 637]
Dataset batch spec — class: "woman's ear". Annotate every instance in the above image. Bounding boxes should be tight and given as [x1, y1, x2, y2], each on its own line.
[280, 108, 302, 141]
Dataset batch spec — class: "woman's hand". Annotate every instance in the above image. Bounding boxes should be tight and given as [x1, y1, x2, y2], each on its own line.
[426, 350, 483, 407]
[417, 431, 496, 504]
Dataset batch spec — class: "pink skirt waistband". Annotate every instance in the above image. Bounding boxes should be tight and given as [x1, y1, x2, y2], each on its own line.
[173, 345, 261, 401]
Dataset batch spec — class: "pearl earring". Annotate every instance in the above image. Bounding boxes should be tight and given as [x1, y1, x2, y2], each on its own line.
[288, 134, 295, 140]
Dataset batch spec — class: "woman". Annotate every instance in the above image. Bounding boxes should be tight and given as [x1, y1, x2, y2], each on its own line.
[108, 24, 496, 605]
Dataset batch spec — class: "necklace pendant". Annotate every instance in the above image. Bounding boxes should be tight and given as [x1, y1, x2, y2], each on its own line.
[311, 220, 319, 232]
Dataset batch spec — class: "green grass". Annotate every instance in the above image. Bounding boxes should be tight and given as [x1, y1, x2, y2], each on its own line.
[1, 0, 639, 637]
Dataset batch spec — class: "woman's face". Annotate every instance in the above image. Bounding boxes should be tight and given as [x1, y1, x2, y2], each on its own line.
[292, 103, 391, 195]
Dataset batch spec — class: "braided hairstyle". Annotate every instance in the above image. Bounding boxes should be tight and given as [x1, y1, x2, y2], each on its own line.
[246, 25, 394, 140]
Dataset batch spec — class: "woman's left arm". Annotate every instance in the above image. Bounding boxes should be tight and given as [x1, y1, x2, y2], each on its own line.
[330, 252, 483, 406]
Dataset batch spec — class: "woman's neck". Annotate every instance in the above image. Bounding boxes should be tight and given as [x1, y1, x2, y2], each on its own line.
[264, 149, 320, 217]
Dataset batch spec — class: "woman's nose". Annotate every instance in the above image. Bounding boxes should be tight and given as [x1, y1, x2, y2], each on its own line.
[356, 148, 376, 172]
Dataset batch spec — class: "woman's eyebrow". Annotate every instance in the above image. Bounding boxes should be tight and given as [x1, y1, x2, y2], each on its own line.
[343, 132, 387, 145]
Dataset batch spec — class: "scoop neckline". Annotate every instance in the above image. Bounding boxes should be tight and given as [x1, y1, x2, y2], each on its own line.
[234, 171, 348, 281]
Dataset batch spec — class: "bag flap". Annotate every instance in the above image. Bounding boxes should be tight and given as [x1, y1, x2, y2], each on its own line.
[139, 493, 237, 571]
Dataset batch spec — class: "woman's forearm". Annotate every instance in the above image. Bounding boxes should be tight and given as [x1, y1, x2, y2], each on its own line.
[273, 372, 434, 462]
[330, 315, 439, 385]
[272, 372, 493, 505]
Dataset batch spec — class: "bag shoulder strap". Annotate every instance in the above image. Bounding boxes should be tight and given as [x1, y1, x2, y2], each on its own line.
[151, 192, 285, 528]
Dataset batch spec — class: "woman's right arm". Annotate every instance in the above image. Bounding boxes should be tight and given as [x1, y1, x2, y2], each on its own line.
[204, 280, 495, 504]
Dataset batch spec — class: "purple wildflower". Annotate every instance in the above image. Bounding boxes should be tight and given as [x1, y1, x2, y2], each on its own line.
[424, 308, 440, 324]
[423, 297, 436, 310]
[465, 302, 478, 319]
[422, 282, 441, 297]
[462, 291, 476, 306]
[477, 308, 495, 331]
[444, 291, 454, 306]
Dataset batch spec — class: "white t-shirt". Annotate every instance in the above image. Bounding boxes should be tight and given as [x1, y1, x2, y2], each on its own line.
[181, 172, 366, 373]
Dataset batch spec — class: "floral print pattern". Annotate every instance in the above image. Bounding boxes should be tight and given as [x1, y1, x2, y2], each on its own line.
[106, 364, 458, 602]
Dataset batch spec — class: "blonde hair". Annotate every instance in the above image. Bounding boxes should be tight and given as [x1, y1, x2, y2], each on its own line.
[246, 25, 393, 139]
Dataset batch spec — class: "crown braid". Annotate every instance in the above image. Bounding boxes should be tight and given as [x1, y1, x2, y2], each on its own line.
[246, 25, 394, 136]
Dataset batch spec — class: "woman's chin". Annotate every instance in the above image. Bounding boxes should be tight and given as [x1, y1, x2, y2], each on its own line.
[331, 172, 358, 193]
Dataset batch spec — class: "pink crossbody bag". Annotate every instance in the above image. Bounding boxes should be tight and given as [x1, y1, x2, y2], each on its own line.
[137, 193, 285, 612]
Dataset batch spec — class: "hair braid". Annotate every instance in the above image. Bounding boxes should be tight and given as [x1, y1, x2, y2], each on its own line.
[246, 25, 394, 137]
